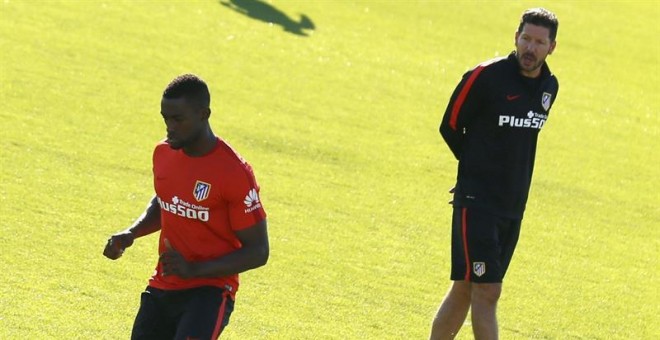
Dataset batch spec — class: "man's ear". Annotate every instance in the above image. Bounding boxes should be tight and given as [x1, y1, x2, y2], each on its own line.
[514, 31, 520, 47]
[548, 40, 557, 55]
[199, 107, 211, 120]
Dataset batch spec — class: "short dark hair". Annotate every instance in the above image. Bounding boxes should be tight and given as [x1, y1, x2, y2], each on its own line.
[518, 8, 559, 42]
[162, 74, 210, 109]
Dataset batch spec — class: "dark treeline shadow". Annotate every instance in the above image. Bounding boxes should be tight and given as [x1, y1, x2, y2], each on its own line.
[220, 0, 315, 37]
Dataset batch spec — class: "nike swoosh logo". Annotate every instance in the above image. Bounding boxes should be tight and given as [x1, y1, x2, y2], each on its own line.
[506, 94, 521, 101]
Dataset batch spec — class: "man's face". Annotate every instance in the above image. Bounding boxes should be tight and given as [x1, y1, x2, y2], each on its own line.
[515, 23, 556, 77]
[160, 97, 205, 150]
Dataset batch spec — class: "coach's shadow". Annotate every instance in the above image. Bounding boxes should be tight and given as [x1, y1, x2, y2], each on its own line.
[220, 0, 315, 37]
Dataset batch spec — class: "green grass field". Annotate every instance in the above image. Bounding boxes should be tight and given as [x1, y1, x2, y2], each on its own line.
[1, 1, 658, 339]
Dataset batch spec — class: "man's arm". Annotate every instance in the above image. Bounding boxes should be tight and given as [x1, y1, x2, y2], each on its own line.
[103, 195, 161, 260]
[160, 219, 269, 278]
[439, 100, 465, 160]
[439, 68, 486, 160]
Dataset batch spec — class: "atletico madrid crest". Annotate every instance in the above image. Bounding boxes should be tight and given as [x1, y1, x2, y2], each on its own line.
[193, 180, 211, 202]
[541, 92, 552, 111]
[473, 262, 486, 277]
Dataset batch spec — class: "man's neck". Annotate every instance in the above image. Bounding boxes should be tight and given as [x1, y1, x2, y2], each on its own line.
[183, 129, 217, 157]
[520, 68, 541, 78]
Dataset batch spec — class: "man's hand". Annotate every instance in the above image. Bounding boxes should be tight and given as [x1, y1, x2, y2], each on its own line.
[448, 187, 456, 204]
[160, 239, 196, 279]
[103, 230, 135, 260]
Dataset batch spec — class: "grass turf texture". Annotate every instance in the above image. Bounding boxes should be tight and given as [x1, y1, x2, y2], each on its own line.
[1, 1, 658, 339]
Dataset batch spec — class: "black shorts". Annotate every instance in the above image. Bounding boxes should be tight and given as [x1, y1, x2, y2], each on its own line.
[131, 286, 234, 340]
[450, 206, 521, 283]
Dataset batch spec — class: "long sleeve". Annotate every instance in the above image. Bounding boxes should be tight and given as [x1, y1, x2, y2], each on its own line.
[439, 66, 488, 160]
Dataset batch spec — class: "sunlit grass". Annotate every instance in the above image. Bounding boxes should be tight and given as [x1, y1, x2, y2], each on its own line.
[1, 1, 658, 339]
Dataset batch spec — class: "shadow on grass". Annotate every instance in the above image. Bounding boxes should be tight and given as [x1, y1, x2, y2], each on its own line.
[220, 0, 315, 37]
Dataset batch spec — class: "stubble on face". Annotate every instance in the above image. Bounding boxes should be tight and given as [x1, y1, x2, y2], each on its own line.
[515, 24, 555, 77]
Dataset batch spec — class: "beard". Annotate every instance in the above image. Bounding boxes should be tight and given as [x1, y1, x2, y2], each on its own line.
[517, 52, 545, 74]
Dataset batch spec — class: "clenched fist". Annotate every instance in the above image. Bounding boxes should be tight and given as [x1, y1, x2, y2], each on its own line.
[103, 230, 135, 260]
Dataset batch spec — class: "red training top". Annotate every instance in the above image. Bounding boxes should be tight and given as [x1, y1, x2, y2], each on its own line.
[148, 137, 267, 298]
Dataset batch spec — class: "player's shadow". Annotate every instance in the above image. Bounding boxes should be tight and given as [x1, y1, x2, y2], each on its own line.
[220, 0, 315, 37]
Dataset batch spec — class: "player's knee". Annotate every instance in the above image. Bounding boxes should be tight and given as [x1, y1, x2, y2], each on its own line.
[471, 283, 501, 305]
[449, 280, 472, 300]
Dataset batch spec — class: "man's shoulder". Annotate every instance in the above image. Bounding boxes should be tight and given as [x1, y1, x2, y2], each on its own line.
[470, 55, 509, 73]
[211, 138, 254, 174]
[461, 55, 510, 86]
[213, 138, 245, 161]
[210, 139, 260, 198]
[153, 139, 171, 151]
[152, 140, 175, 159]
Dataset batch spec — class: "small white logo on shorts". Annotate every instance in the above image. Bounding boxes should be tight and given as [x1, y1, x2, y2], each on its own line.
[473, 262, 486, 277]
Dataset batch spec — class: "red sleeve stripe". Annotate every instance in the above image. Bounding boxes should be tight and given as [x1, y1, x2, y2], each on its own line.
[449, 66, 485, 131]
[449, 58, 499, 131]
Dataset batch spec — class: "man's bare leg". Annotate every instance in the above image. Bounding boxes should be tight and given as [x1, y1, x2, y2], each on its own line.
[470, 282, 501, 340]
[430, 281, 471, 340]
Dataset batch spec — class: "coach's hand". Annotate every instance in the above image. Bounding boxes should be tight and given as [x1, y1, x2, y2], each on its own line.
[160, 239, 195, 279]
[103, 230, 135, 260]
[447, 187, 456, 204]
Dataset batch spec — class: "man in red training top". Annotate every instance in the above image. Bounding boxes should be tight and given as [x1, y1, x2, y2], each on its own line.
[103, 74, 269, 339]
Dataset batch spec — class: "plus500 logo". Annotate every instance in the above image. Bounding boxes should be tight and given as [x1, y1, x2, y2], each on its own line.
[157, 196, 209, 222]
[498, 111, 547, 130]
